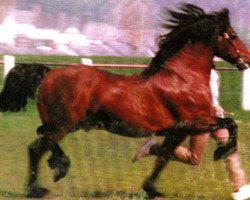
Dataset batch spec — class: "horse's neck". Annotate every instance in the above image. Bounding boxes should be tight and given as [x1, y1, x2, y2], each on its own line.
[165, 42, 214, 75]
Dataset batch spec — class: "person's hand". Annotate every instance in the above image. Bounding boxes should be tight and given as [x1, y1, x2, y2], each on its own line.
[214, 105, 225, 118]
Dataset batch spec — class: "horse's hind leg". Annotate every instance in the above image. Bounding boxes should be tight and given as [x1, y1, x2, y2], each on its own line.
[36, 124, 71, 182]
[47, 139, 70, 182]
[27, 136, 51, 198]
[27, 125, 70, 198]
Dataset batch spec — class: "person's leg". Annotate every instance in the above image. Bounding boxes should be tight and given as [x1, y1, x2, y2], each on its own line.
[134, 132, 210, 165]
[132, 138, 157, 162]
[173, 133, 210, 165]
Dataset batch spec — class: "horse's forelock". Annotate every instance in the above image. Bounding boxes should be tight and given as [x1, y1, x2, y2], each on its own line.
[215, 8, 230, 33]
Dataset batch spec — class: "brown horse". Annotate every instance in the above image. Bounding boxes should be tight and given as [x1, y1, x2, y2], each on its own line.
[27, 4, 250, 198]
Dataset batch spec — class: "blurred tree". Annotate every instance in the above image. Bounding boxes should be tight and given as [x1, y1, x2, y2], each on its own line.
[117, 0, 158, 55]
[0, 0, 16, 23]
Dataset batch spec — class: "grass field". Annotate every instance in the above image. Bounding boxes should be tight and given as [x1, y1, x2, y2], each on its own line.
[0, 55, 250, 199]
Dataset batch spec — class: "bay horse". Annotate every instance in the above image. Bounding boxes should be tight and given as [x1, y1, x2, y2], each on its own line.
[27, 4, 250, 198]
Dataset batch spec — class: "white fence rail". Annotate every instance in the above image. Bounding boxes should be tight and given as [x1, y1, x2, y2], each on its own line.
[1, 55, 249, 111]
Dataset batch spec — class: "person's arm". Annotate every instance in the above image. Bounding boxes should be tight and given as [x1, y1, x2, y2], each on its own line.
[210, 69, 225, 118]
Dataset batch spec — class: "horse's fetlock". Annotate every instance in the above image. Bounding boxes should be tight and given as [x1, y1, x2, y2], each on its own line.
[47, 154, 70, 182]
[27, 185, 49, 198]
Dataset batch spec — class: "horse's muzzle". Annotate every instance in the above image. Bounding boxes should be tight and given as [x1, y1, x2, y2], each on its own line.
[236, 62, 249, 70]
[236, 53, 250, 70]
[236, 57, 250, 70]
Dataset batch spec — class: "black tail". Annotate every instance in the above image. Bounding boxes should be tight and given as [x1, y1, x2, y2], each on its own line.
[0, 63, 50, 112]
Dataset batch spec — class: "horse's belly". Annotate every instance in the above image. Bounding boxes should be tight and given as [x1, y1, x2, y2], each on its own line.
[106, 121, 155, 138]
[76, 109, 165, 138]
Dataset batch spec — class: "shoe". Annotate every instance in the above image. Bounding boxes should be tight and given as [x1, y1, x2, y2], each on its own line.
[232, 184, 250, 200]
[132, 138, 157, 162]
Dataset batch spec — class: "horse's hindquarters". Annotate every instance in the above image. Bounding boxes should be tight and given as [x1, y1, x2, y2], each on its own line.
[38, 66, 101, 132]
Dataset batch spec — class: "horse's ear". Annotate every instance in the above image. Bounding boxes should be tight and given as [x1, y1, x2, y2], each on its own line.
[217, 8, 230, 23]
[216, 8, 230, 33]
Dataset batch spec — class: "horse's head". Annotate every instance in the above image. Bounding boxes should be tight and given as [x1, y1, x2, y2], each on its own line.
[143, 4, 250, 77]
[214, 8, 250, 70]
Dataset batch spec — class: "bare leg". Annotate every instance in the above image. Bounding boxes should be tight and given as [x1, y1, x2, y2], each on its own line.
[135, 133, 210, 165]
[173, 133, 210, 165]
[132, 138, 157, 162]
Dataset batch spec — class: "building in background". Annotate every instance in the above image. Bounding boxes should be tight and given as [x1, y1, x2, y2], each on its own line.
[0, 0, 249, 56]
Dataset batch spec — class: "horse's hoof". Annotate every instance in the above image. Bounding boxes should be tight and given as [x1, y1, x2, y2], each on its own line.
[143, 180, 165, 199]
[154, 196, 166, 200]
[147, 192, 165, 199]
[27, 186, 49, 198]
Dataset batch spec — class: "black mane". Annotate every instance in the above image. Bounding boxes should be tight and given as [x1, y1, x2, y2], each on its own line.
[142, 3, 230, 77]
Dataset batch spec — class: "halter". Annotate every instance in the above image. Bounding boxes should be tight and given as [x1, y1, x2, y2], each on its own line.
[219, 32, 249, 70]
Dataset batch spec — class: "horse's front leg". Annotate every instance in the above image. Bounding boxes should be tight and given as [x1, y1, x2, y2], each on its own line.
[213, 117, 238, 160]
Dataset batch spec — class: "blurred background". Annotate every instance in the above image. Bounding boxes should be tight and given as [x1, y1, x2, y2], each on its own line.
[0, 0, 249, 57]
[1, 2, 250, 199]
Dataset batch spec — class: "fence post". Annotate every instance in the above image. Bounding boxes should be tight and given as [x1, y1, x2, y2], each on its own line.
[242, 68, 250, 110]
[3, 55, 15, 78]
[81, 58, 93, 66]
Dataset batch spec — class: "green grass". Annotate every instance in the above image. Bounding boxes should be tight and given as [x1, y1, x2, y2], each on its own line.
[0, 56, 250, 199]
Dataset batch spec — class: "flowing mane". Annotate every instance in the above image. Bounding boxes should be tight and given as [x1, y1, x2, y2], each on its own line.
[142, 3, 230, 77]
